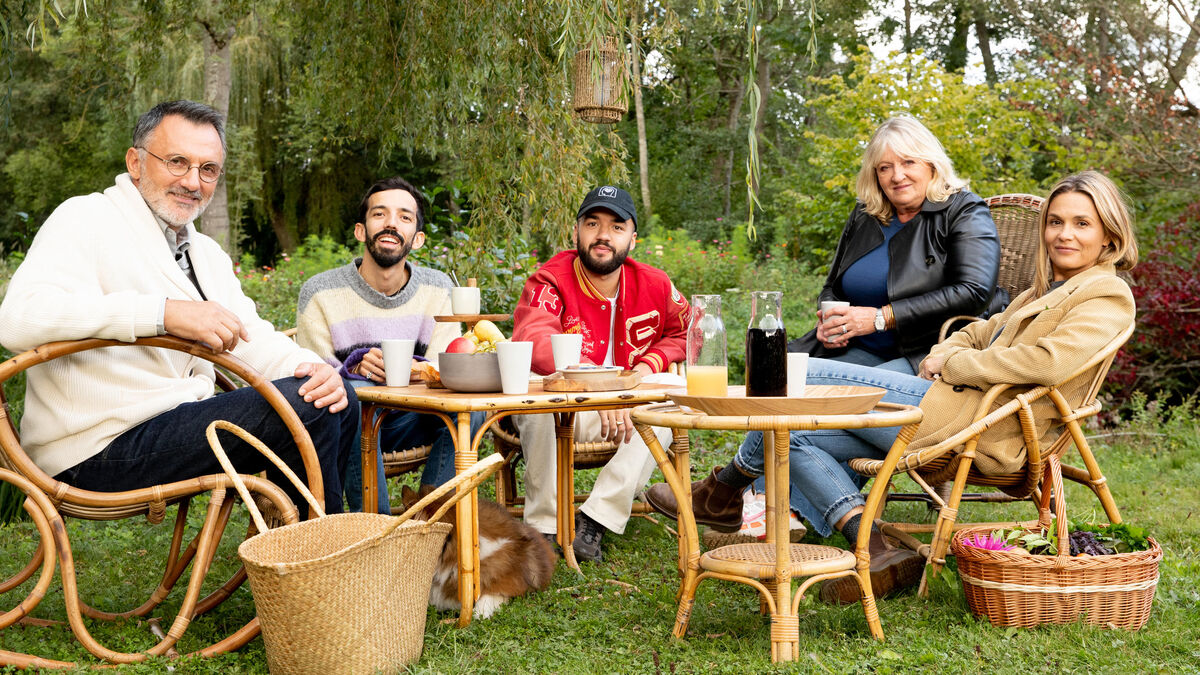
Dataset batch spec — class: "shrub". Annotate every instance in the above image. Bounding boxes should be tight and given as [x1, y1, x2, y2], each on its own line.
[1105, 203, 1200, 412]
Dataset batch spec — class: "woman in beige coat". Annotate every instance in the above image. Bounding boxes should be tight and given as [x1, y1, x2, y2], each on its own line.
[646, 171, 1139, 603]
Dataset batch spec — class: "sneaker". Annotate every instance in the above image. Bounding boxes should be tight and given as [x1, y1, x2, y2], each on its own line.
[701, 486, 808, 548]
[572, 511, 606, 563]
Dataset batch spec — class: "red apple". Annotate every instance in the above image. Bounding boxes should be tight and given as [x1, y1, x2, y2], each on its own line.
[445, 336, 477, 354]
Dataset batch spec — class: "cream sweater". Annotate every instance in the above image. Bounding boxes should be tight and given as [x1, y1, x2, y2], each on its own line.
[0, 174, 322, 477]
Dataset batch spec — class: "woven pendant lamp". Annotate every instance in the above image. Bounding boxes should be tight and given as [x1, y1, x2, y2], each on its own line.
[572, 36, 628, 123]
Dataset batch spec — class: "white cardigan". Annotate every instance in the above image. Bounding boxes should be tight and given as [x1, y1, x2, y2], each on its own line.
[0, 174, 322, 477]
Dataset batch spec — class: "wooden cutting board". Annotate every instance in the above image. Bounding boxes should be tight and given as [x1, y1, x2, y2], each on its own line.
[542, 370, 642, 392]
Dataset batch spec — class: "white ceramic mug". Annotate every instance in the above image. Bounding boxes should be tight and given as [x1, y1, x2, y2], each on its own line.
[451, 287, 481, 315]
[496, 341, 534, 395]
[550, 333, 584, 371]
[787, 352, 808, 397]
[380, 339, 416, 386]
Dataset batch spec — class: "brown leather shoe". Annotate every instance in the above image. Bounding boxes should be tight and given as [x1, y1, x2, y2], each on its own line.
[644, 466, 743, 533]
[818, 532, 924, 606]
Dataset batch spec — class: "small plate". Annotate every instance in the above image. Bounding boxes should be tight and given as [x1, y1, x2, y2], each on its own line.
[559, 365, 624, 381]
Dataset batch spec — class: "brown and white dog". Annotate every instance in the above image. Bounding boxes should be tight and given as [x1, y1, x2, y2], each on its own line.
[401, 485, 556, 619]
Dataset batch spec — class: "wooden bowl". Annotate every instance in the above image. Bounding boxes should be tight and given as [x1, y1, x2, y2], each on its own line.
[438, 352, 503, 392]
[668, 384, 886, 416]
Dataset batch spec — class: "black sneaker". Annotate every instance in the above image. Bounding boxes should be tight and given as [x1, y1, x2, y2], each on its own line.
[572, 511, 606, 563]
[542, 532, 563, 557]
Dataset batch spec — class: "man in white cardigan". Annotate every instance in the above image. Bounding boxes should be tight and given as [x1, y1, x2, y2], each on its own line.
[0, 100, 357, 514]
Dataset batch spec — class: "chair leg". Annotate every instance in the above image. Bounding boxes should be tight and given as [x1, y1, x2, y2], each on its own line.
[672, 570, 701, 638]
[918, 453, 974, 597]
[1062, 437, 1123, 524]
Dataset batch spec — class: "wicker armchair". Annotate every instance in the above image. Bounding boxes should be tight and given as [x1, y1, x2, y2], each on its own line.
[939, 193, 1044, 341]
[849, 323, 1133, 596]
[0, 336, 322, 667]
[490, 365, 687, 517]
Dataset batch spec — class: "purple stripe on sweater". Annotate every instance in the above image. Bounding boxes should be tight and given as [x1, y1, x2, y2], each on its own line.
[329, 316, 435, 353]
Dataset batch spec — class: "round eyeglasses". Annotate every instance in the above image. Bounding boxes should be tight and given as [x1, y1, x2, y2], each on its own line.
[139, 148, 224, 183]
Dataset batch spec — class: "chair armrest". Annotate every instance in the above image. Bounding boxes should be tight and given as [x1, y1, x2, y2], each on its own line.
[0, 336, 323, 518]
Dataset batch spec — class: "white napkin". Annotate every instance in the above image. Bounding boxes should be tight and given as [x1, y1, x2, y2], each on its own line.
[641, 372, 686, 387]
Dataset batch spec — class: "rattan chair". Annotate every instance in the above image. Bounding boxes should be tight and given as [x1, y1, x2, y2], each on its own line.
[938, 193, 1044, 341]
[849, 323, 1134, 596]
[490, 365, 687, 517]
[0, 336, 323, 668]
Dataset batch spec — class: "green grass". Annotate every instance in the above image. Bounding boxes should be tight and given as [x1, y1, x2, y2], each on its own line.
[3, 404, 1199, 674]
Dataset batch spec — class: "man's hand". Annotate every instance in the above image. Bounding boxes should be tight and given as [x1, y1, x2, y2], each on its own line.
[164, 299, 249, 353]
[597, 408, 636, 444]
[919, 355, 945, 381]
[632, 362, 654, 378]
[295, 362, 349, 412]
[354, 348, 386, 382]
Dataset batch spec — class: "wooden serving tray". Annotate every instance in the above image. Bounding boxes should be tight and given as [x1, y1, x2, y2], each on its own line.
[542, 370, 642, 392]
[669, 384, 886, 416]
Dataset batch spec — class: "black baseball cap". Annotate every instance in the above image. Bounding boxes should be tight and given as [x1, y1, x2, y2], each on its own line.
[576, 185, 637, 229]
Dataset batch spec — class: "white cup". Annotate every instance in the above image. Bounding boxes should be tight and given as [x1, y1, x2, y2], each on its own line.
[550, 333, 584, 371]
[787, 352, 809, 397]
[380, 339, 416, 386]
[496, 341, 534, 395]
[451, 287, 481, 315]
[819, 300, 850, 315]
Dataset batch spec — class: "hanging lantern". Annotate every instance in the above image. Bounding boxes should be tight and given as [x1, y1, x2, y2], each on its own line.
[572, 37, 628, 124]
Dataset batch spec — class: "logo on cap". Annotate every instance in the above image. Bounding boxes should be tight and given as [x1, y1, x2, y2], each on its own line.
[599, 186, 618, 198]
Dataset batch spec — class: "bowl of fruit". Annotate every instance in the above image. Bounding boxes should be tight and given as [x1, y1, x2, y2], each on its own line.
[438, 320, 507, 392]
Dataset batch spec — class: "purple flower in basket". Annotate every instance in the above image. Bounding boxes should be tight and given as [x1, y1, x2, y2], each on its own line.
[961, 532, 1016, 552]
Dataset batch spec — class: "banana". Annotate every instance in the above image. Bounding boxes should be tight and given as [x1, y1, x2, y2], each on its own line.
[472, 320, 505, 344]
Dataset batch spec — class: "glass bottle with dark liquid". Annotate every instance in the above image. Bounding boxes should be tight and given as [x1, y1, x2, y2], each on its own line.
[745, 290, 787, 397]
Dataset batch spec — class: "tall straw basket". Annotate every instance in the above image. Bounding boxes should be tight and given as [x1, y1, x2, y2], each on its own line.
[950, 457, 1161, 630]
[208, 421, 503, 674]
[572, 36, 628, 123]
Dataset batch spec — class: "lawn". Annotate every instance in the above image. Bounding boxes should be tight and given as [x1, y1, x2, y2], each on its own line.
[2, 402, 1198, 674]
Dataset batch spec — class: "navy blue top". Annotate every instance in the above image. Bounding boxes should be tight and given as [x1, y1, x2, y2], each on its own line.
[840, 215, 905, 356]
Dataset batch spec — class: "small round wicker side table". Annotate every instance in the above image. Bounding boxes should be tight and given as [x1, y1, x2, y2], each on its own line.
[631, 401, 923, 663]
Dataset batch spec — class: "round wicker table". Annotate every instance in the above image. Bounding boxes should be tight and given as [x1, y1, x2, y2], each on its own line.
[630, 400, 923, 662]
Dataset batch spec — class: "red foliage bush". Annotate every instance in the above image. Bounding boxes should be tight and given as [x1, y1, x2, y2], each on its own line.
[1105, 203, 1200, 413]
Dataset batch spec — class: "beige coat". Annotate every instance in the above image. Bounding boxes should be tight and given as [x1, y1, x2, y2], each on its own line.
[908, 264, 1134, 475]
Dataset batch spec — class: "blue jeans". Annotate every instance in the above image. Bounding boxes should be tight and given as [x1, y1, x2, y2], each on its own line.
[752, 349, 915, 529]
[57, 376, 360, 516]
[344, 380, 483, 512]
[736, 358, 931, 536]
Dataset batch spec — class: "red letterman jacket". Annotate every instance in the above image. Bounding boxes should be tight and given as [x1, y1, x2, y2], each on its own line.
[513, 251, 689, 376]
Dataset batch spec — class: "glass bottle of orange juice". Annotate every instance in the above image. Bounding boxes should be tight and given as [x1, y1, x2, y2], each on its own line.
[686, 294, 728, 396]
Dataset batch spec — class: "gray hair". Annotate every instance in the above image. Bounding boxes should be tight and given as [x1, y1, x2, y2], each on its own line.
[854, 116, 968, 223]
[132, 100, 226, 152]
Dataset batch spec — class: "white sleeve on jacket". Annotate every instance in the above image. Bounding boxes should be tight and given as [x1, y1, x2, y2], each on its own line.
[0, 197, 163, 352]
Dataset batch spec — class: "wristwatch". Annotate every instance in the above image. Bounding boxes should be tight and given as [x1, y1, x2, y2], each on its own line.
[874, 308, 886, 332]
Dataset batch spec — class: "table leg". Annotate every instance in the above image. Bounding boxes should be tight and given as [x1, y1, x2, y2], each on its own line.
[769, 428, 798, 663]
[360, 405, 384, 515]
[554, 412, 579, 571]
[453, 411, 479, 627]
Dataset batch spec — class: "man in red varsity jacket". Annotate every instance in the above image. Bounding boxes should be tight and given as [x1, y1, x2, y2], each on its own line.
[512, 185, 689, 562]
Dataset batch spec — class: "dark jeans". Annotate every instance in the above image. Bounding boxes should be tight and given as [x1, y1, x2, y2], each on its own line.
[343, 379, 484, 513]
[56, 376, 359, 516]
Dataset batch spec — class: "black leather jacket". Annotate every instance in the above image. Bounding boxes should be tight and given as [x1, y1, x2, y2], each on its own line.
[793, 189, 1002, 372]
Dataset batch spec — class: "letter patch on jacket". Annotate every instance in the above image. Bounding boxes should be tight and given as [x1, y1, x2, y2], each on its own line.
[624, 310, 661, 357]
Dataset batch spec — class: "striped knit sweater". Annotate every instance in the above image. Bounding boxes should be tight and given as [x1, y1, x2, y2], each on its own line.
[296, 259, 459, 378]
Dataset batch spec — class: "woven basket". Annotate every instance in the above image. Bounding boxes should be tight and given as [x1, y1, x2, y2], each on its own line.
[952, 528, 1161, 629]
[950, 456, 1161, 630]
[208, 421, 503, 674]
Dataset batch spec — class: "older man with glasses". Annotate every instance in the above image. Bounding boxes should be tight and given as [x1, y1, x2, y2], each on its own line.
[0, 99, 358, 516]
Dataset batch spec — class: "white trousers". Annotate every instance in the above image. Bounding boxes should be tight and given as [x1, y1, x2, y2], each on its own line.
[514, 412, 673, 535]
